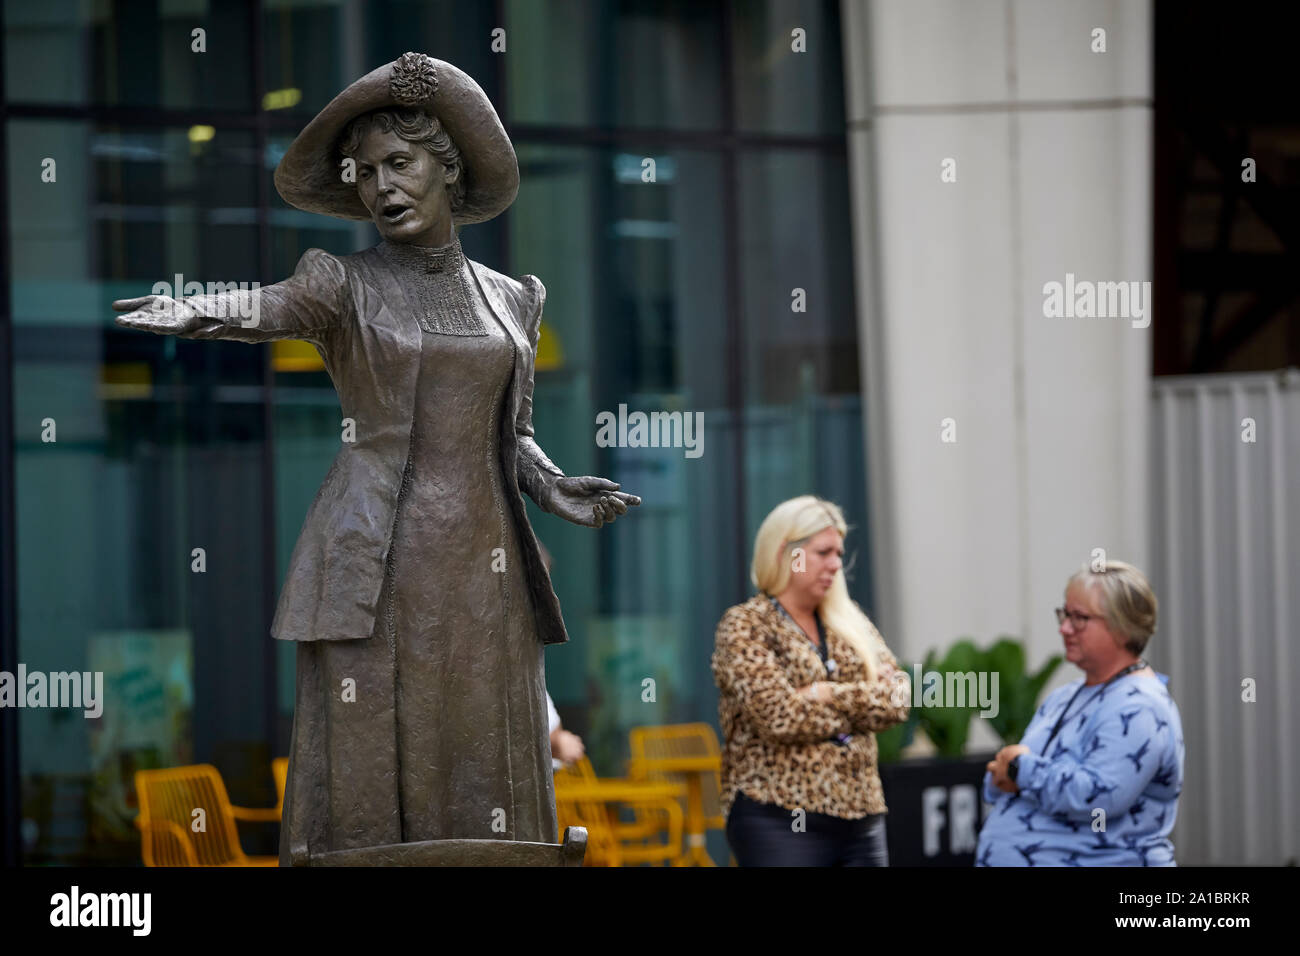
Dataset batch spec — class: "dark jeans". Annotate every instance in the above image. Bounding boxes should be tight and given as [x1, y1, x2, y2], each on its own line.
[725, 792, 889, 867]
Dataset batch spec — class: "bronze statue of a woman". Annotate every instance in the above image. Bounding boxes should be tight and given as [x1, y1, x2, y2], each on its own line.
[113, 53, 638, 865]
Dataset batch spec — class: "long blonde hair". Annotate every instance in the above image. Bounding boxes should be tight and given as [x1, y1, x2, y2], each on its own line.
[750, 495, 881, 681]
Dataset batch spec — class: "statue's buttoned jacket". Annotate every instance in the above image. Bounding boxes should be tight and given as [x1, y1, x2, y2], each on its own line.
[183, 246, 569, 647]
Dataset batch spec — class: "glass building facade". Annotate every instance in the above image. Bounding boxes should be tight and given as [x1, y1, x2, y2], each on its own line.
[1, 0, 868, 864]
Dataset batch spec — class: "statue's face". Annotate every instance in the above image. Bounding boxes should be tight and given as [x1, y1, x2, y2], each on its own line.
[353, 127, 456, 246]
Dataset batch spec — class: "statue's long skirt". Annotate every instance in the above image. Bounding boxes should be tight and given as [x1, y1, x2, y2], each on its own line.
[279, 314, 555, 865]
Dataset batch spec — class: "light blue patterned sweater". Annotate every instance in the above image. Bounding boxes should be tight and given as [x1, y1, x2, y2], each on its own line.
[975, 671, 1184, 866]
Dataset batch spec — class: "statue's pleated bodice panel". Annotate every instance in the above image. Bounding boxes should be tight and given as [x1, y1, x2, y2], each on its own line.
[383, 314, 552, 842]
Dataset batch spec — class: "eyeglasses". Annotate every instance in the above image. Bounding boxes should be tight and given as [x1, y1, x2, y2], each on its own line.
[1055, 607, 1099, 630]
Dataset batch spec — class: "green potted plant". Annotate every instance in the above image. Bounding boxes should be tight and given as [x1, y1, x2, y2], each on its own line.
[915, 639, 985, 757]
[982, 638, 1062, 745]
[876, 637, 1060, 865]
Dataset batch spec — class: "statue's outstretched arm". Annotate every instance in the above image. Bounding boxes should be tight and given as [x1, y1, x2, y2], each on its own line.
[113, 248, 348, 346]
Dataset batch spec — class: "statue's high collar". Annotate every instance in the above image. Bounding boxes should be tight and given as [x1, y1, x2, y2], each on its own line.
[378, 234, 464, 274]
[374, 233, 487, 336]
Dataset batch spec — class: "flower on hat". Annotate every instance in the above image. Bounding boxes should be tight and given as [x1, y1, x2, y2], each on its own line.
[390, 52, 438, 106]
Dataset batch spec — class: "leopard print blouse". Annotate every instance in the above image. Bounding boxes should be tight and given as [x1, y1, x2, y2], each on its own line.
[711, 594, 910, 820]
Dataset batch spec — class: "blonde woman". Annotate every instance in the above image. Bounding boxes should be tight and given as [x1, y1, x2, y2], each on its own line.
[711, 496, 909, 866]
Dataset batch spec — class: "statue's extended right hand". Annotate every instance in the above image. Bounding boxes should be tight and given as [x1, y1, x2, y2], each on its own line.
[113, 295, 203, 336]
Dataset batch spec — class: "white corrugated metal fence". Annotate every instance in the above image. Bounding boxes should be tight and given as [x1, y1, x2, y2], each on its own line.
[1151, 368, 1299, 866]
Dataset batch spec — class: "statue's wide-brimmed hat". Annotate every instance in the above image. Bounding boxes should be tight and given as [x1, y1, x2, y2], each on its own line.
[274, 52, 518, 225]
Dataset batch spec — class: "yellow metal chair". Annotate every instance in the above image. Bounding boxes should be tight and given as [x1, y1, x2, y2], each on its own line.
[555, 758, 622, 866]
[628, 723, 725, 865]
[272, 757, 288, 817]
[134, 764, 280, 866]
[554, 756, 684, 866]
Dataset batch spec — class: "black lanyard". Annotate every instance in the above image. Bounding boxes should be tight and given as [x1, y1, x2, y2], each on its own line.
[1042, 659, 1146, 753]
[769, 596, 848, 745]
[769, 597, 836, 674]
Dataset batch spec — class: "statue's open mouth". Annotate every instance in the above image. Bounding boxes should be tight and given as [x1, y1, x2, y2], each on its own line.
[381, 203, 411, 222]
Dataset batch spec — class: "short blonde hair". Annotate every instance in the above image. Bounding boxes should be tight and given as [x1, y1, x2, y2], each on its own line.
[1068, 559, 1158, 655]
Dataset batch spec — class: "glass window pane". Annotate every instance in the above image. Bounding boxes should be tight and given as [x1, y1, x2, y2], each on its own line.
[738, 148, 872, 608]
[734, 0, 846, 135]
[510, 142, 732, 769]
[263, 0, 504, 120]
[262, 0, 347, 118]
[4, 0, 255, 110]
[506, 0, 724, 130]
[9, 118, 276, 863]
[11, 119, 261, 331]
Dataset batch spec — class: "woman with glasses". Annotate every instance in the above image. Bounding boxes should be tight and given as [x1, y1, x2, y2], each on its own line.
[712, 496, 910, 866]
[976, 560, 1184, 866]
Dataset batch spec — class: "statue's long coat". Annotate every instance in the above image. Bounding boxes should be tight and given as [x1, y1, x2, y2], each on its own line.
[183, 247, 569, 862]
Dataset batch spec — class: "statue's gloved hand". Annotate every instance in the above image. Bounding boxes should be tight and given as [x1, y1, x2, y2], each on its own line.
[113, 295, 204, 336]
[538, 475, 640, 528]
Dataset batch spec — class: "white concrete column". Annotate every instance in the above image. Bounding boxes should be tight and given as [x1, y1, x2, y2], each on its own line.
[841, 0, 1153, 686]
